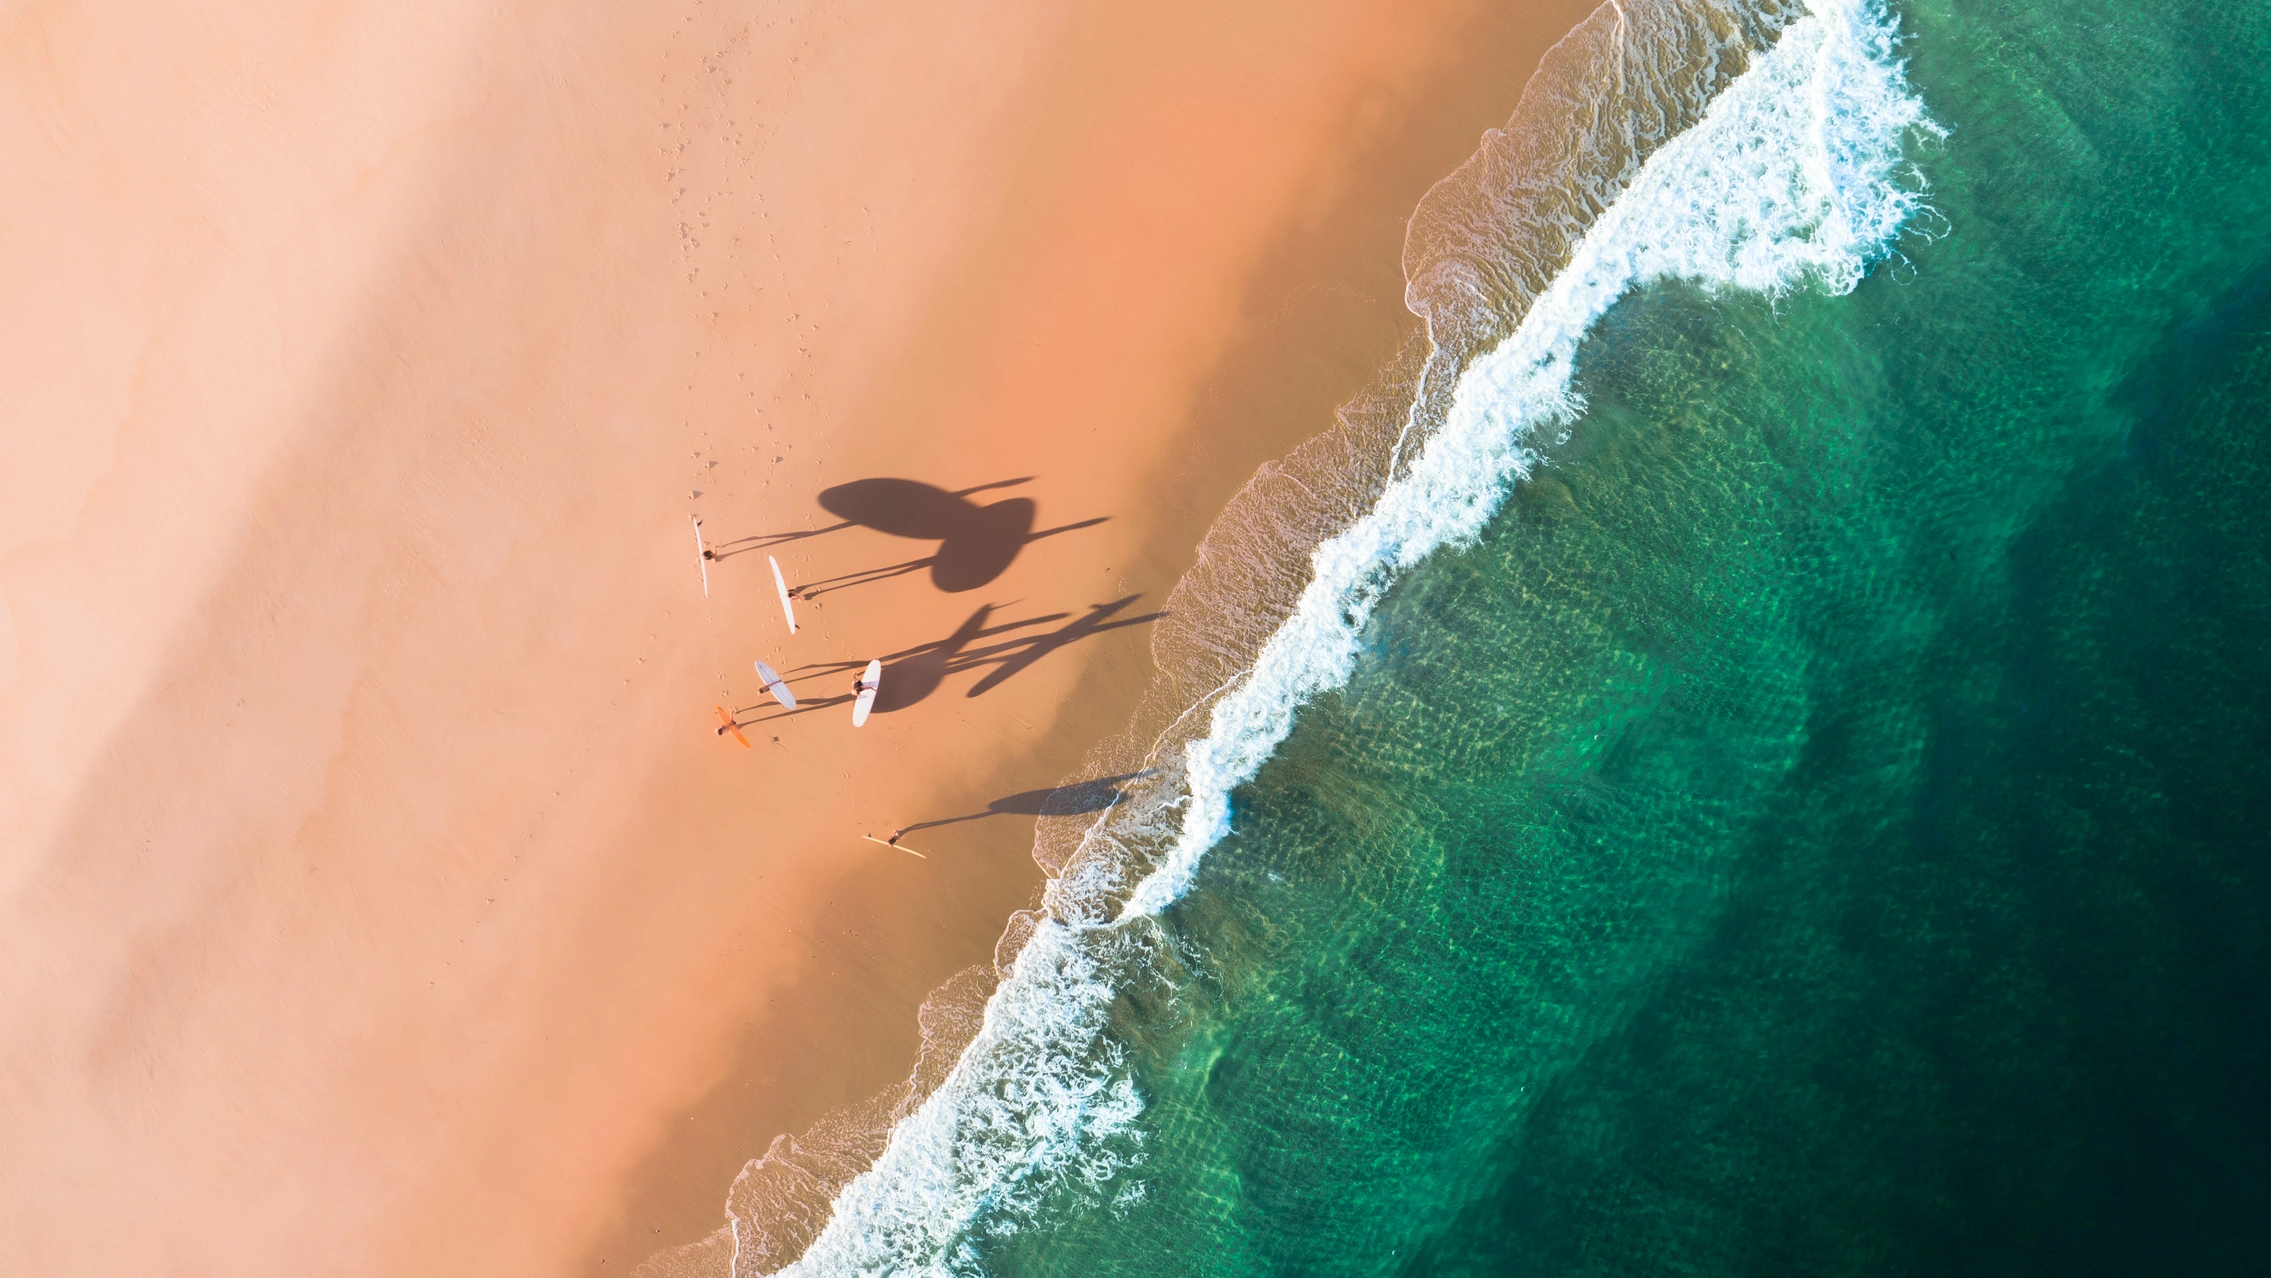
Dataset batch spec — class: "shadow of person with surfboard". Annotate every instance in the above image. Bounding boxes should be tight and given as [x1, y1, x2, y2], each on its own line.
[786, 479, 1108, 597]
[958, 595, 1162, 697]
[874, 604, 994, 713]
[743, 604, 1067, 723]
[739, 595, 1163, 727]
[861, 595, 1164, 707]
[710, 477, 1034, 557]
[891, 770, 1160, 836]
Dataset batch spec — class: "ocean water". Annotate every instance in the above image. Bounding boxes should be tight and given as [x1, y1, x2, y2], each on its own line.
[730, 0, 2271, 1272]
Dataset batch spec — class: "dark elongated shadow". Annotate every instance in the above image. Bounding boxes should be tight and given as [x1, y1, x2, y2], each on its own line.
[895, 770, 1161, 835]
[708, 521, 855, 556]
[749, 606, 1073, 724]
[875, 604, 992, 713]
[787, 517, 1111, 598]
[711, 477, 1037, 556]
[958, 595, 1165, 697]
[780, 606, 1071, 679]
[744, 597, 1156, 725]
[742, 691, 856, 724]
[810, 478, 1108, 592]
[789, 554, 934, 596]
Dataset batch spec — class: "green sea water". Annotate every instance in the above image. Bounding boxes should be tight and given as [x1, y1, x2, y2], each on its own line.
[987, 0, 2271, 1272]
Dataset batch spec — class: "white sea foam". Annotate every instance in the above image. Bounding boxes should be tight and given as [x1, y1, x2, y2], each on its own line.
[780, 1, 1934, 1271]
[1129, 0, 1935, 916]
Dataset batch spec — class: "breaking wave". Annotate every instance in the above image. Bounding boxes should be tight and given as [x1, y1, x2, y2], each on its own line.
[650, 1, 1940, 1272]
[1133, 0, 1937, 915]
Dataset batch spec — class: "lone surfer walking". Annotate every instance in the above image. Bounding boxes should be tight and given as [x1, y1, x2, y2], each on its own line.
[712, 705, 751, 748]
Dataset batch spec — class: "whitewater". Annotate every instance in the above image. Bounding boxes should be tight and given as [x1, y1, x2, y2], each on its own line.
[778, 0, 1938, 1271]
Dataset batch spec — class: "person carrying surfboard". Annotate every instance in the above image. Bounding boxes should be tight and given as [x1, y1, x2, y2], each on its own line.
[713, 705, 751, 748]
[769, 555, 799, 633]
[850, 658, 882, 727]
[754, 659, 797, 710]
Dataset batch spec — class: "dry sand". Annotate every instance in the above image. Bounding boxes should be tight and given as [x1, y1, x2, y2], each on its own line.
[0, 0, 1597, 1273]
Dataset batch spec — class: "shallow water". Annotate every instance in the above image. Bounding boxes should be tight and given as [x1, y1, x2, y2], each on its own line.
[966, 0, 2271, 1272]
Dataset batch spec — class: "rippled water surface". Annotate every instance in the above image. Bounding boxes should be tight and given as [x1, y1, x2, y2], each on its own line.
[971, 0, 2271, 1273]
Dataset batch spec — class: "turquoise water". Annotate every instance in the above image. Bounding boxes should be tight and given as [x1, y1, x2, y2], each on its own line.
[965, 0, 2271, 1272]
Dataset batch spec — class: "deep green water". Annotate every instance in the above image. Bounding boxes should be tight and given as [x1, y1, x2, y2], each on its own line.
[991, 0, 2271, 1272]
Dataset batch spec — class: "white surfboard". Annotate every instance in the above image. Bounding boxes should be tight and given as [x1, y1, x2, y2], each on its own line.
[692, 516, 710, 598]
[753, 659, 796, 710]
[851, 658, 881, 727]
[769, 555, 797, 634]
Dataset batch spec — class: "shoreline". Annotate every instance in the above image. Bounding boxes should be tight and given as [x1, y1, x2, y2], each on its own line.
[610, 0, 1607, 1269]
[766, 0, 1930, 1267]
[0, 1, 1600, 1275]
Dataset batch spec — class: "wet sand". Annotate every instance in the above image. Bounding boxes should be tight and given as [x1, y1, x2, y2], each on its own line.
[0, 1, 1598, 1274]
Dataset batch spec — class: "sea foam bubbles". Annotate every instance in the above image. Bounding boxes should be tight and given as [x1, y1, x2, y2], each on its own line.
[780, 1, 1937, 1271]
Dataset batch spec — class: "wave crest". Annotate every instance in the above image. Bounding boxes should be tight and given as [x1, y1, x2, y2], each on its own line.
[669, 1, 1939, 1272]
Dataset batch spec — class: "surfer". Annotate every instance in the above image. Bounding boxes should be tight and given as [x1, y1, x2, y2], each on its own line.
[753, 659, 797, 710]
[862, 833, 926, 858]
[850, 658, 882, 726]
[692, 516, 711, 598]
[768, 554, 800, 633]
[713, 704, 751, 748]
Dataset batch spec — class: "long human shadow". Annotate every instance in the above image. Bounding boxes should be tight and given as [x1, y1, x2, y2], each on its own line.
[787, 514, 1108, 600]
[894, 770, 1160, 836]
[874, 604, 993, 713]
[749, 605, 1074, 723]
[804, 478, 1108, 593]
[709, 477, 1035, 557]
[958, 595, 1162, 697]
[748, 595, 1162, 724]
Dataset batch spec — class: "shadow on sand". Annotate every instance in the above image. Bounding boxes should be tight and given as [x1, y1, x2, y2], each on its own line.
[740, 595, 1164, 725]
[874, 604, 997, 712]
[959, 596, 1152, 697]
[712, 477, 1033, 555]
[893, 770, 1161, 836]
[711, 478, 1107, 595]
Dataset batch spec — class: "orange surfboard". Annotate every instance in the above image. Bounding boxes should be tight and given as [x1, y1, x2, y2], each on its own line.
[714, 705, 751, 748]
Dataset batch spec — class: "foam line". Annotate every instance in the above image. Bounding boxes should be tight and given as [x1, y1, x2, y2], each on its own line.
[1129, 0, 1934, 916]
[781, 2, 1935, 1271]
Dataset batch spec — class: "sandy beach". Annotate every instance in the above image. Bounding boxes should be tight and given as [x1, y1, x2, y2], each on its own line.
[0, 1, 1597, 1273]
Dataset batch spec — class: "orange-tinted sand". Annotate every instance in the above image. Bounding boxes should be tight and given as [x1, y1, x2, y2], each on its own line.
[0, 1, 1597, 1273]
